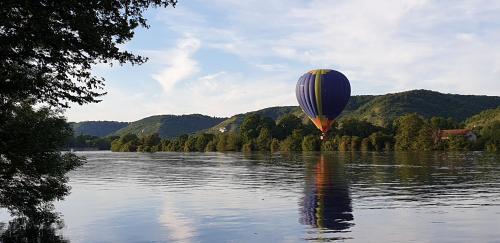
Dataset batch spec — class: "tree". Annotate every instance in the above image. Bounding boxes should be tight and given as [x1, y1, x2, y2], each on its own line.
[142, 133, 161, 147]
[280, 129, 303, 152]
[260, 117, 277, 133]
[350, 136, 361, 151]
[240, 114, 262, 143]
[239, 114, 276, 144]
[166, 134, 188, 151]
[0, 105, 83, 240]
[225, 132, 242, 151]
[394, 114, 424, 150]
[430, 117, 458, 129]
[1, 0, 177, 108]
[1, 1, 177, 238]
[480, 121, 500, 152]
[195, 133, 214, 152]
[216, 134, 227, 151]
[137, 133, 161, 152]
[111, 133, 139, 152]
[339, 136, 351, 151]
[275, 114, 302, 140]
[338, 118, 382, 138]
[369, 132, 393, 151]
[256, 127, 272, 151]
[270, 138, 280, 152]
[322, 140, 337, 151]
[183, 135, 197, 152]
[414, 122, 435, 151]
[302, 135, 320, 151]
[205, 141, 216, 152]
[161, 139, 171, 151]
[361, 138, 372, 151]
[242, 142, 254, 152]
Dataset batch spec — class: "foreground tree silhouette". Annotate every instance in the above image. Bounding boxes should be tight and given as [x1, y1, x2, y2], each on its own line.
[1, 0, 177, 107]
[0, 106, 81, 242]
[0, 0, 177, 241]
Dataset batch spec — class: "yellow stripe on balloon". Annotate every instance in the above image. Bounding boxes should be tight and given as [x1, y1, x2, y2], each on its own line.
[315, 71, 323, 118]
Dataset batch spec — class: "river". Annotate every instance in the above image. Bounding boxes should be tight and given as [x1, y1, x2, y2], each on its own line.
[1, 151, 499, 242]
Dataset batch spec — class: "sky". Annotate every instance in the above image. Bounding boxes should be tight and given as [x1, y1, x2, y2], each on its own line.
[66, 0, 500, 122]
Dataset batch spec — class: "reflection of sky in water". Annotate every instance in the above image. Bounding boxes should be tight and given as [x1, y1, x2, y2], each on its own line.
[1, 151, 500, 242]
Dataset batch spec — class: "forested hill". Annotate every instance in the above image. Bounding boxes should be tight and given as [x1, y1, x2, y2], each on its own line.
[208, 90, 500, 131]
[205, 106, 303, 133]
[113, 114, 226, 138]
[466, 107, 500, 128]
[70, 121, 129, 137]
[339, 90, 500, 126]
[71, 89, 500, 137]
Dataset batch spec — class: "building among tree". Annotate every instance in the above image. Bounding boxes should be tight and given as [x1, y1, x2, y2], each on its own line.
[438, 129, 477, 142]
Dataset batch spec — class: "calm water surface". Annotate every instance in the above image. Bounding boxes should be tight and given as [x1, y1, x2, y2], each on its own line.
[2, 151, 500, 242]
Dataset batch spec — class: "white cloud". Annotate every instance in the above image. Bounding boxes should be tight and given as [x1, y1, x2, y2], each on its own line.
[175, 0, 500, 95]
[67, 0, 500, 121]
[151, 71, 296, 117]
[254, 63, 288, 72]
[67, 70, 296, 121]
[152, 36, 201, 92]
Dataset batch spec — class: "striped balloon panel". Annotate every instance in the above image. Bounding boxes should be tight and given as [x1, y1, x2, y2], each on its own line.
[295, 69, 351, 132]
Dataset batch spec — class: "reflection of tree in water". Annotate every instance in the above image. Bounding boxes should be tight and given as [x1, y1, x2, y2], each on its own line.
[0, 106, 83, 242]
[0, 217, 68, 243]
[300, 154, 354, 231]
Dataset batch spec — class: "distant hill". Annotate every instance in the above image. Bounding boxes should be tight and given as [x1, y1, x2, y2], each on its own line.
[72, 89, 500, 137]
[71, 121, 128, 137]
[207, 90, 500, 131]
[465, 106, 500, 128]
[205, 106, 303, 133]
[339, 90, 500, 126]
[113, 114, 226, 138]
[204, 95, 384, 133]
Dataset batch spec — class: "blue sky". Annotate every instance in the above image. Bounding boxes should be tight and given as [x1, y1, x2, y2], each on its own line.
[66, 0, 500, 122]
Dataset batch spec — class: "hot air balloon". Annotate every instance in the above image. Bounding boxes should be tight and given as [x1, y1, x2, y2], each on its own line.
[295, 69, 351, 138]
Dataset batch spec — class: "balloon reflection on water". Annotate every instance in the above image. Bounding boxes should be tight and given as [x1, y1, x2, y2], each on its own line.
[300, 154, 354, 231]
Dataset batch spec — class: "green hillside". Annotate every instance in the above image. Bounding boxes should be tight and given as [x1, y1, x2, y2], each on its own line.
[205, 106, 303, 133]
[114, 114, 225, 138]
[340, 90, 500, 126]
[71, 121, 129, 137]
[73, 90, 500, 138]
[207, 90, 500, 131]
[465, 106, 500, 128]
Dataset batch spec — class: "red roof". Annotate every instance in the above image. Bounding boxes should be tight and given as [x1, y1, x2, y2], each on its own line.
[439, 129, 472, 138]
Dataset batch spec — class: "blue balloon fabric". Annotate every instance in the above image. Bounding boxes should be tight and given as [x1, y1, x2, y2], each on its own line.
[295, 69, 351, 132]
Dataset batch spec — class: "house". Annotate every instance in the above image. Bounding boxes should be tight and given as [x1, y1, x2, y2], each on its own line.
[438, 129, 477, 142]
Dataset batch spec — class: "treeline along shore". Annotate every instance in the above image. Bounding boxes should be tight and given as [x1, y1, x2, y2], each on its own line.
[68, 111, 500, 152]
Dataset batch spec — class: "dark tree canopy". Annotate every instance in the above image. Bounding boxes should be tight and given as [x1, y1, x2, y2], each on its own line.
[0, 0, 177, 107]
[0, 105, 83, 241]
[0, 1, 178, 240]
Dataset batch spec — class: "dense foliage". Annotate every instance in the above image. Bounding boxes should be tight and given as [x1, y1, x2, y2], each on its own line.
[0, 106, 83, 242]
[195, 90, 500, 135]
[1, 0, 177, 107]
[113, 114, 225, 138]
[340, 90, 500, 126]
[466, 107, 500, 128]
[71, 121, 128, 137]
[1, 0, 177, 240]
[109, 111, 500, 153]
[66, 134, 119, 150]
[71, 90, 500, 142]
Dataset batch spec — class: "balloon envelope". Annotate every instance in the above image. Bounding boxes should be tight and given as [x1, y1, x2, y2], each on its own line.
[295, 69, 351, 133]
